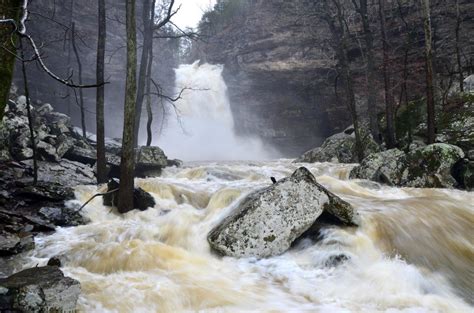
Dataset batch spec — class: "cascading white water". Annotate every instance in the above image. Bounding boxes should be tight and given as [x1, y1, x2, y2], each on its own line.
[156, 62, 273, 161]
[15, 160, 474, 312]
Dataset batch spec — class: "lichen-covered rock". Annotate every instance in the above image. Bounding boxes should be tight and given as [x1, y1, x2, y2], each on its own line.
[208, 167, 359, 258]
[295, 126, 380, 164]
[351, 143, 465, 189]
[350, 149, 406, 186]
[403, 143, 464, 188]
[0, 266, 80, 312]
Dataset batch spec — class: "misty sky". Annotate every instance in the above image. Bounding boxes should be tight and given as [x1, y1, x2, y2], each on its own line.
[172, 0, 216, 29]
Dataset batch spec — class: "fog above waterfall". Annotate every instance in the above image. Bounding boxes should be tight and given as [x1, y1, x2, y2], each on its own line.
[153, 62, 276, 161]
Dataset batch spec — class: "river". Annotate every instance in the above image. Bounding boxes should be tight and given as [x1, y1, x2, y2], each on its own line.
[17, 159, 474, 312]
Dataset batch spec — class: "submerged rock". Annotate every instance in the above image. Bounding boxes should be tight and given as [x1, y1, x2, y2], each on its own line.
[351, 143, 465, 188]
[0, 266, 80, 312]
[208, 167, 359, 258]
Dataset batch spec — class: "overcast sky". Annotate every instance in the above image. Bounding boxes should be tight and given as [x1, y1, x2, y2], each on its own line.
[172, 0, 217, 29]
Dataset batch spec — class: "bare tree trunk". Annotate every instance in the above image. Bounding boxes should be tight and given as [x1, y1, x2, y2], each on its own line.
[71, 22, 86, 138]
[455, 0, 463, 92]
[20, 38, 37, 184]
[421, 0, 436, 144]
[133, 0, 153, 147]
[378, 0, 396, 148]
[331, 0, 364, 161]
[0, 0, 21, 120]
[118, 0, 138, 213]
[145, 47, 154, 147]
[95, 0, 107, 184]
[352, 0, 380, 143]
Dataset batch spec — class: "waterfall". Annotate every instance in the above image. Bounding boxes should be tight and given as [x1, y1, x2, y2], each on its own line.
[155, 61, 272, 161]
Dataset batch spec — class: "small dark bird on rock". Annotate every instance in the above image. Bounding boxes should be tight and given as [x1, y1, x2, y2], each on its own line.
[271, 177, 277, 184]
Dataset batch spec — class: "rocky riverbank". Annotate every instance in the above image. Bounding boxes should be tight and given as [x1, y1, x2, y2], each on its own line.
[0, 94, 178, 311]
[295, 116, 473, 190]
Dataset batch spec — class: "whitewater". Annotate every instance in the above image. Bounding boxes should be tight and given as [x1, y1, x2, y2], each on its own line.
[14, 160, 474, 312]
[11, 63, 474, 312]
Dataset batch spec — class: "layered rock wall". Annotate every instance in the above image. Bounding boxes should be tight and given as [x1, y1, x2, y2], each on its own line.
[195, 0, 474, 156]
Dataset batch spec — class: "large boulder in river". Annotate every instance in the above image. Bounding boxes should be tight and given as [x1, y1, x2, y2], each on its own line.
[208, 167, 359, 258]
[351, 143, 465, 188]
[0, 266, 80, 312]
[295, 126, 380, 163]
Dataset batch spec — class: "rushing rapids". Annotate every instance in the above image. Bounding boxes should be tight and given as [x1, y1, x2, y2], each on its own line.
[12, 160, 473, 312]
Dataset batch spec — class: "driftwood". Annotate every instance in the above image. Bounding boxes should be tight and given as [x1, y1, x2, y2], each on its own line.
[75, 188, 118, 212]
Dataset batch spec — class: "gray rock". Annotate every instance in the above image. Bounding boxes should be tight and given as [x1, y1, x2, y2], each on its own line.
[0, 266, 80, 312]
[55, 134, 75, 158]
[351, 144, 465, 188]
[22, 159, 96, 187]
[36, 103, 53, 115]
[296, 133, 355, 163]
[208, 167, 359, 258]
[350, 149, 406, 186]
[64, 145, 97, 165]
[39, 206, 88, 227]
[43, 112, 71, 136]
[36, 141, 59, 162]
[295, 127, 380, 164]
[403, 143, 464, 188]
[13, 182, 74, 202]
[134, 146, 168, 178]
[0, 231, 34, 256]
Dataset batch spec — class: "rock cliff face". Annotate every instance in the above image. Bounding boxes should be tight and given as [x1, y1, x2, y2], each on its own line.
[195, 0, 474, 156]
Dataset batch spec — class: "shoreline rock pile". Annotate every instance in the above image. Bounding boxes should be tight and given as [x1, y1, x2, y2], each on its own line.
[0, 95, 180, 186]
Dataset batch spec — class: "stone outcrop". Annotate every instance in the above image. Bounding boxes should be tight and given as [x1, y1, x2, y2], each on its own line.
[0, 164, 88, 256]
[1, 95, 173, 183]
[1, 96, 97, 185]
[0, 266, 80, 312]
[351, 143, 467, 189]
[208, 167, 359, 258]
